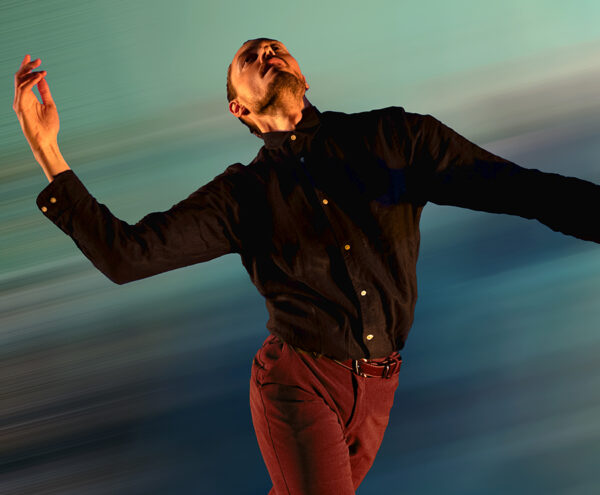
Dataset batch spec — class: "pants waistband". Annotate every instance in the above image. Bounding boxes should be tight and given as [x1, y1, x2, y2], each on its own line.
[291, 345, 402, 379]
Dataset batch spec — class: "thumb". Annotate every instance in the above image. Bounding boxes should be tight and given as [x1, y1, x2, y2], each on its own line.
[37, 77, 54, 106]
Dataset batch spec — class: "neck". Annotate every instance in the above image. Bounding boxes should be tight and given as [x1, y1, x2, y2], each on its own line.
[253, 96, 312, 134]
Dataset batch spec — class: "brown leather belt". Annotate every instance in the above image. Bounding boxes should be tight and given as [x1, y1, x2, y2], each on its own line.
[292, 345, 402, 379]
[332, 355, 402, 379]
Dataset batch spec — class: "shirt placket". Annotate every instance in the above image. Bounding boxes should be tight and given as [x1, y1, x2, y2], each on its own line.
[293, 142, 381, 352]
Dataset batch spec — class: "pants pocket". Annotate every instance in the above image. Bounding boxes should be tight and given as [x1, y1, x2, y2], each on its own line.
[252, 335, 287, 386]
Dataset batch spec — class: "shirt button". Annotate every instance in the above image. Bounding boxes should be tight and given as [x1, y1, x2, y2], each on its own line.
[344, 244, 351, 251]
[290, 134, 297, 141]
[41, 206, 48, 213]
[299, 156, 305, 163]
[360, 290, 367, 296]
[50, 197, 57, 203]
[366, 334, 374, 340]
[322, 198, 329, 205]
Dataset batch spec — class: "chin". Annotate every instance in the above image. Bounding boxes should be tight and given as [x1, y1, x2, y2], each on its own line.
[257, 72, 305, 111]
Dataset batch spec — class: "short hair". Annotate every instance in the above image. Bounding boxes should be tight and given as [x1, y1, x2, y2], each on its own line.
[227, 37, 277, 136]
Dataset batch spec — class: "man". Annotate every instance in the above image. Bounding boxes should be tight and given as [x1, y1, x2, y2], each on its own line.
[13, 38, 600, 494]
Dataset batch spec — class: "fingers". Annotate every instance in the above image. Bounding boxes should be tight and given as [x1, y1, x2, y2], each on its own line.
[13, 55, 54, 110]
[13, 72, 47, 113]
[19, 54, 31, 71]
[19, 70, 45, 82]
[19, 71, 46, 91]
[37, 77, 54, 105]
[15, 55, 42, 86]
[17, 56, 41, 76]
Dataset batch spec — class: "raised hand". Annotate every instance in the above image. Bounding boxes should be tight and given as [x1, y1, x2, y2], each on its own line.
[13, 54, 59, 150]
[13, 54, 69, 181]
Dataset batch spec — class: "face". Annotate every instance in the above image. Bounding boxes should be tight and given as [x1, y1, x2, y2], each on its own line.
[229, 39, 309, 118]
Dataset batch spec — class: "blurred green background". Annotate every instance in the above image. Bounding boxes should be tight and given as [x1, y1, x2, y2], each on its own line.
[2, 1, 600, 493]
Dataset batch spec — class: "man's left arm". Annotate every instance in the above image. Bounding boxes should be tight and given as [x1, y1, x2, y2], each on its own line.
[410, 112, 600, 244]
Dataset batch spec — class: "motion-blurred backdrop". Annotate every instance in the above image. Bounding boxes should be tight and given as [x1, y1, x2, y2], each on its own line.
[2, 1, 600, 493]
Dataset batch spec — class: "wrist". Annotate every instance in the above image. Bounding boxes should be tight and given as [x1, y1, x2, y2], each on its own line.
[32, 141, 70, 182]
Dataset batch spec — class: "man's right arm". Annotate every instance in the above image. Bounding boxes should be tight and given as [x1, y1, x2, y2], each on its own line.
[35, 165, 246, 284]
[14, 54, 247, 284]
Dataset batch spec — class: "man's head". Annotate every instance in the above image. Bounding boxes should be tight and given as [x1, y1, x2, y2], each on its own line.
[227, 38, 309, 135]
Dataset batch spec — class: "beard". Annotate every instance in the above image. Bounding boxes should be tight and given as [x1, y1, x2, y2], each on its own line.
[252, 70, 306, 115]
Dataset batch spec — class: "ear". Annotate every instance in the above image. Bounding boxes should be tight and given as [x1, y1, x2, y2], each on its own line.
[229, 100, 248, 118]
[303, 76, 309, 91]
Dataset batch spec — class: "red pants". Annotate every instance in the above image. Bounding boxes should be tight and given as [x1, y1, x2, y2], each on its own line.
[249, 334, 400, 494]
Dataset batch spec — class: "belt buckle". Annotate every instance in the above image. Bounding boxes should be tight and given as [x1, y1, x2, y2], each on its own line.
[381, 363, 390, 379]
[352, 359, 367, 378]
[388, 357, 402, 378]
[381, 357, 402, 379]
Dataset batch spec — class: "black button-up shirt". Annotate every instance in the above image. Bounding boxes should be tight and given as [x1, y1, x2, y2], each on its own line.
[36, 105, 600, 359]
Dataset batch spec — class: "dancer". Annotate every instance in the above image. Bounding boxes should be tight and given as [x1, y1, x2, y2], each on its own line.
[14, 38, 600, 494]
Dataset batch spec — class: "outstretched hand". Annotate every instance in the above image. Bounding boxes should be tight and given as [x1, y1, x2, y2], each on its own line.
[13, 54, 59, 150]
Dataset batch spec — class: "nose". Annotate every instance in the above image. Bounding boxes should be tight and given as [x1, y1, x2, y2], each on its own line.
[260, 44, 276, 63]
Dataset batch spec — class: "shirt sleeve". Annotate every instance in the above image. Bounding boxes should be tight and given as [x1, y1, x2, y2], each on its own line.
[408, 112, 600, 244]
[36, 166, 248, 284]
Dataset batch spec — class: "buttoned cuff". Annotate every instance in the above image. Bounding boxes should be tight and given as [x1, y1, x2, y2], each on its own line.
[36, 170, 90, 222]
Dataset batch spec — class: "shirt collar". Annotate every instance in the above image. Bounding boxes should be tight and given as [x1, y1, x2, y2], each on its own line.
[260, 104, 322, 150]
